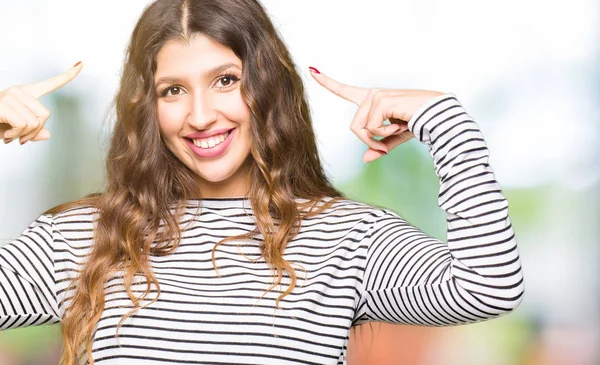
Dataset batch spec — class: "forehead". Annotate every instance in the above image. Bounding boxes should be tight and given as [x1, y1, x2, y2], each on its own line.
[155, 34, 242, 77]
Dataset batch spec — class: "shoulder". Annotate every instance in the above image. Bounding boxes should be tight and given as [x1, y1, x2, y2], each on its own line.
[307, 196, 390, 224]
[44, 205, 99, 241]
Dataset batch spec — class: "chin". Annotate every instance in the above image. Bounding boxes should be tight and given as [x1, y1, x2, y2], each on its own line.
[194, 166, 238, 183]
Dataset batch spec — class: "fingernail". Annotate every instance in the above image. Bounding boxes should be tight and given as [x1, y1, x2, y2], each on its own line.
[20, 139, 27, 145]
[377, 149, 388, 154]
[308, 66, 320, 74]
[73, 61, 81, 68]
[3, 138, 13, 144]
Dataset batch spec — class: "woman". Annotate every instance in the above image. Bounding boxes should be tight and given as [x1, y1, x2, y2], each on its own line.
[0, 0, 525, 364]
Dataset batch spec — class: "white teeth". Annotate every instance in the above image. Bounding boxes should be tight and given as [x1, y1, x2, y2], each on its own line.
[192, 131, 230, 149]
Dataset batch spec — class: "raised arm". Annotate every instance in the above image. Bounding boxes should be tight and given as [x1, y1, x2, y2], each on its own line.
[309, 67, 525, 326]
[354, 93, 524, 326]
[0, 64, 82, 328]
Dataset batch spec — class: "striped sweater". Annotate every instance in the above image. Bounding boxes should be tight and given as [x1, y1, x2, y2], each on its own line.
[0, 93, 525, 364]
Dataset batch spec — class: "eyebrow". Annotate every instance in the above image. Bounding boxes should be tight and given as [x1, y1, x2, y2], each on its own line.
[154, 62, 241, 89]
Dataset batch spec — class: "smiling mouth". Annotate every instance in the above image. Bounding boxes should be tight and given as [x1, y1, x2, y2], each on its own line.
[183, 127, 236, 159]
[184, 128, 235, 149]
[186, 131, 230, 149]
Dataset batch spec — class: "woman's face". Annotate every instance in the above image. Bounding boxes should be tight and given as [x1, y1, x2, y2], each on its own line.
[154, 33, 252, 198]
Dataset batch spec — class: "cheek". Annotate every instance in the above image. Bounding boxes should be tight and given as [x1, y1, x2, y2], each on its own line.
[229, 97, 252, 127]
[157, 102, 186, 136]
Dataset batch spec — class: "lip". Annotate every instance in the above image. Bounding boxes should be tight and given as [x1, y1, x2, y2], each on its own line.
[185, 127, 235, 139]
[184, 127, 236, 158]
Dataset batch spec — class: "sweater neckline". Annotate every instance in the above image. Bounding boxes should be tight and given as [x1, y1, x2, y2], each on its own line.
[186, 196, 251, 208]
[184, 196, 330, 209]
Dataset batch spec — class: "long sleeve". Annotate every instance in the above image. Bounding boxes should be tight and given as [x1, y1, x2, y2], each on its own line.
[354, 93, 525, 326]
[0, 214, 60, 329]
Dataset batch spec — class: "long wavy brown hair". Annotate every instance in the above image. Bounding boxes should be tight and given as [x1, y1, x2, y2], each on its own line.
[40, 0, 379, 363]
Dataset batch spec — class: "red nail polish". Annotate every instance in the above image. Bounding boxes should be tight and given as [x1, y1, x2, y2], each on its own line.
[73, 61, 81, 67]
[377, 149, 387, 154]
[308, 66, 320, 74]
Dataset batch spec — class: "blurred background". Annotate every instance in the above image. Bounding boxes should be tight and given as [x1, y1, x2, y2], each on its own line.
[0, 0, 598, 364]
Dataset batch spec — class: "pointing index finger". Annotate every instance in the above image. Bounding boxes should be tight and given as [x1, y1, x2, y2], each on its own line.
[309, 67, 368, 105]
[22, 62, 83, 99]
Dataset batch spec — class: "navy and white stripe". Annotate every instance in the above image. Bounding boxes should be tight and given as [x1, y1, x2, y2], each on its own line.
[353, 93, 524, 331]
[0, 93, 524, 365]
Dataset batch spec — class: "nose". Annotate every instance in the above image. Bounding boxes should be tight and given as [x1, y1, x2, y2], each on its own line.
[187, 91, 218, 130]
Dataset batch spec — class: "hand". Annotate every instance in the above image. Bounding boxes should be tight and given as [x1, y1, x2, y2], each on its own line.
[309, 67, 445, 163]
[0, 62, 83, 145]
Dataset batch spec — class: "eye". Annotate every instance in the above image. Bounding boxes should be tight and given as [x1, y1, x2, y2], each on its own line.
[215, 74, 240, 90]
[168, 86, 182, 95]
[160, 85, 184, 97]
